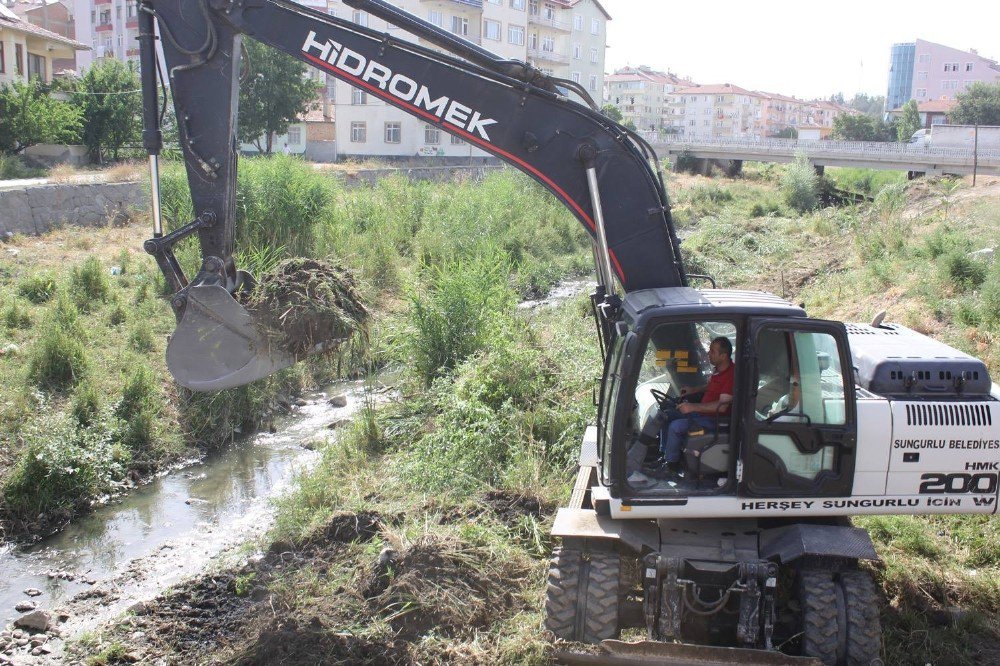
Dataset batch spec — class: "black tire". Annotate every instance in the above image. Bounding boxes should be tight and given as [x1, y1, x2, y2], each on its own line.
[544, 548, 621, 643]
[839, 570, 882, 666]
[799, 569, 841, 665]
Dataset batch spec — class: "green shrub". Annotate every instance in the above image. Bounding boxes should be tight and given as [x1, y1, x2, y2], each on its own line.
[2, 412, 128, 521]
[72, 381, 102, 427]
[127, 320, 155, 352]
[405, 254, 515, 385]
[939, 251, 987, 291]
[27, 307, 89, 390]
[921, 226, 972, 259]
[70, 257, 109, 311]
[18, 273, 57, 304]
[748, 198, 784, 218]
[107, 300, 127, 326]
[114, 364, 160, 453]
[673, 150, 699, 174]
[0, 154, 45, 179]
[781, 154, 818, 213]
[982, 265, 1000, 328]
[2, 298, 32, 329]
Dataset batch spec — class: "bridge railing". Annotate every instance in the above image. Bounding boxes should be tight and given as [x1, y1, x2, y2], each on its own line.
[653, 136, 1000, 165]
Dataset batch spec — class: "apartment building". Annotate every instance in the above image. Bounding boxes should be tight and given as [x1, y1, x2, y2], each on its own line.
[328, 0, 610, 159]
[667, 84, 765, 139]
[72, 0, 140, 70]
[0, 3, 86, 85]
[605, 65, 694, 133]
[886, 38, 1000, 112]
[666, 84, 851, 140]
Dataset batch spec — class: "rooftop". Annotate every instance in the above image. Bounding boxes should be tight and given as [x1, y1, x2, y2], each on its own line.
[0, 10, 87, 49]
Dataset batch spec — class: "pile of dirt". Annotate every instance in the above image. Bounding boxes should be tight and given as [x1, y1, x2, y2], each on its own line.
[482, 489, 546, 525]
[233, 616, 410, 666]
[366, 540, 501, 638]
[245, 258, 369, 357]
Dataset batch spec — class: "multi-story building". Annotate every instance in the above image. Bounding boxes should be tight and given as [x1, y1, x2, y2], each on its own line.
[667, 84, 765, 139]
[72, 0, 141, 70]
[8, 0, 77, 72]
[0, 3, 86, 84]
[886, 38, 1000, 112]
[605, 65, 694, 134]
[328, 0, 610, 159]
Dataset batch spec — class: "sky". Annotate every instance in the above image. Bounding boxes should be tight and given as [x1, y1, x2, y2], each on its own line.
[600, 0, 1000, 100]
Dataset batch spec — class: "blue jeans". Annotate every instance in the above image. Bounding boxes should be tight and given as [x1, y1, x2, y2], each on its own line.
[660, 413, 717, 463]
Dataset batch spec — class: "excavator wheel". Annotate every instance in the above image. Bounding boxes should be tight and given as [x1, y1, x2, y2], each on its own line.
[545, 548, 621, 643]
[839, 570, 882, 665]
[798, 568, 882, 666]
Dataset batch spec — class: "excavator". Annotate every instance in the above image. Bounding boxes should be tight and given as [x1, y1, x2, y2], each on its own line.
[138, 0, 1000, 664]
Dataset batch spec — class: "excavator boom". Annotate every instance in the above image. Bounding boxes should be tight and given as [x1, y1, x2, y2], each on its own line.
[139, 0, 686, 390]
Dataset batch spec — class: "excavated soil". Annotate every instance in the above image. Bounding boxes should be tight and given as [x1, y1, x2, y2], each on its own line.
[245, 258, 369, 357]
[78, 508, 537, 665]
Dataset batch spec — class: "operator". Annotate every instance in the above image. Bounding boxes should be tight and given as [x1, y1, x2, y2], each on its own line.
[647, 337, 734, 480]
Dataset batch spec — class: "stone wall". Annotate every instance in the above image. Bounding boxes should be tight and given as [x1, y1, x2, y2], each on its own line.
[0, 182, 148, 236]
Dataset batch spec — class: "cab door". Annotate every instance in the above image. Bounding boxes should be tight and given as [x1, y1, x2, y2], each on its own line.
[740, 319, 857, 497]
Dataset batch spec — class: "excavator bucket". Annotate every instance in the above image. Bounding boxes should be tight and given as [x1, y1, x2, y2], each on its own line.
[166, 285, 296, 392]
[554, 640, 821, 666]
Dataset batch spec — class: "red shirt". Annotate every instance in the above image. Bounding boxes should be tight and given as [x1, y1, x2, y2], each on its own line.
[702, 362, 735, 408]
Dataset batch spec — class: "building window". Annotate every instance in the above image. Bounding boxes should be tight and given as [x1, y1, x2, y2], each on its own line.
[529, 0, 538, 15]
[965, 62, 974, 71]
[487, 0, 501, 4]
[385, 122, 401, 144]
[352, 10, 368, 27]
[484, 19, 501, 41]
[573, 43, 581, 59]
[508, 24, 524, 45]
[589, 74, 597, 92]
[451, 133, 464, 145]
[287, 126, 302, 145]
[590, 18, 599, 35]
[542, 36, 554, 52]
[510, 0, 525, 9]
[571, 71, 581, 83]
[0, 43, 5, 74]
[27, 53, 45, 81]
[529, 32, 538, 49]
[451, 16, 469, 36]
[590, 47, 598, 64]
[543, 3, 555, 20]
[352, 89, 367, 105]
[916, 88, 926, 98]
[918, 53, 930, 63]
[428, 10, 442, 26]
[574, 14, 583, 30]
[127, 1, 137, 18]
[15, 44, 23, 76]
[917, 71, 927, 80]
[425, 124, 441, 144]
[350, 122, 367, 143]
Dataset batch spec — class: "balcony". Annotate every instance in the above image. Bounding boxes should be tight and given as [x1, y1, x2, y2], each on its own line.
[126, 48, 140, 57]
[127, 18, 138, 28]
[528, 13, 570, 32]
[94, 0, 111, 4]
[95, 22, 113, 32]
[527, 47, 569, 65]
[419, 0, 483, 8]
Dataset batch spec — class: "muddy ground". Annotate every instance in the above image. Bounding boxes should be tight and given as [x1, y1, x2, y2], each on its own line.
[61, 491, 552, 665]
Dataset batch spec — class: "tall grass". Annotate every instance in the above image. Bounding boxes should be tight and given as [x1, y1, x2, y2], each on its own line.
[782, 154, 819, 213]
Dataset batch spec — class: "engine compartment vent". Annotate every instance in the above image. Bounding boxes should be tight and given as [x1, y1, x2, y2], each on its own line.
[905, 403, 993, 427]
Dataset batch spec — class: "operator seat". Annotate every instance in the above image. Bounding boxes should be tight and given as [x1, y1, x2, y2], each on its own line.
[683, 401, 732, 479]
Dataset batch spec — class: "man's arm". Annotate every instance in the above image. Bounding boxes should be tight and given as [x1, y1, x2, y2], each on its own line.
[678, 394, 733, 416]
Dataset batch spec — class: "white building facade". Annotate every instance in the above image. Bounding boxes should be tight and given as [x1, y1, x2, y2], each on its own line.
[328, 0, 610, 159]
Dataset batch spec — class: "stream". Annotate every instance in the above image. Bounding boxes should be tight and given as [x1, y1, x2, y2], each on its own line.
[0, 381, 378, 663]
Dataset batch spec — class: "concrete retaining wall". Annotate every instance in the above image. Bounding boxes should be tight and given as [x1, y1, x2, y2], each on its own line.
[0, 164, 508, 237]
[0, 182, 147, 236]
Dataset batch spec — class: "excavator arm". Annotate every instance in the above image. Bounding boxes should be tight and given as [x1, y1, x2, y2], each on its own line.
[139, 0, 687, 390]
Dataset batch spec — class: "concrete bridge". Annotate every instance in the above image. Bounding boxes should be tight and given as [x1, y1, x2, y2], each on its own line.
[651, 136, 1000, 177]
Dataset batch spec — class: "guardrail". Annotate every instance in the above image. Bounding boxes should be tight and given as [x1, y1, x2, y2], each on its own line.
[527, 47, 570, 64]
[652, 136, 1000, 173]
[528, 14, 571, 31]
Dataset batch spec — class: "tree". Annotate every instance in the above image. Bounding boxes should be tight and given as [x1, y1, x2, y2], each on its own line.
[831, 113, 897, 142]
[949, 82, 1000, 126]
[772, 127, 798, 139]
[0, 80, 82, 154]
[847, 93, 885, 117]
[897, 99, 921, 142]
[600, 104, 623, 123]
[73, 59, 142, 163]
[238, 40, 322, 154]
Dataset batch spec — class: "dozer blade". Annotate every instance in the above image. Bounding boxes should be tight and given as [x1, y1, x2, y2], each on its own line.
[554, 640, 821, 666]
[166, 284, 295, 392]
